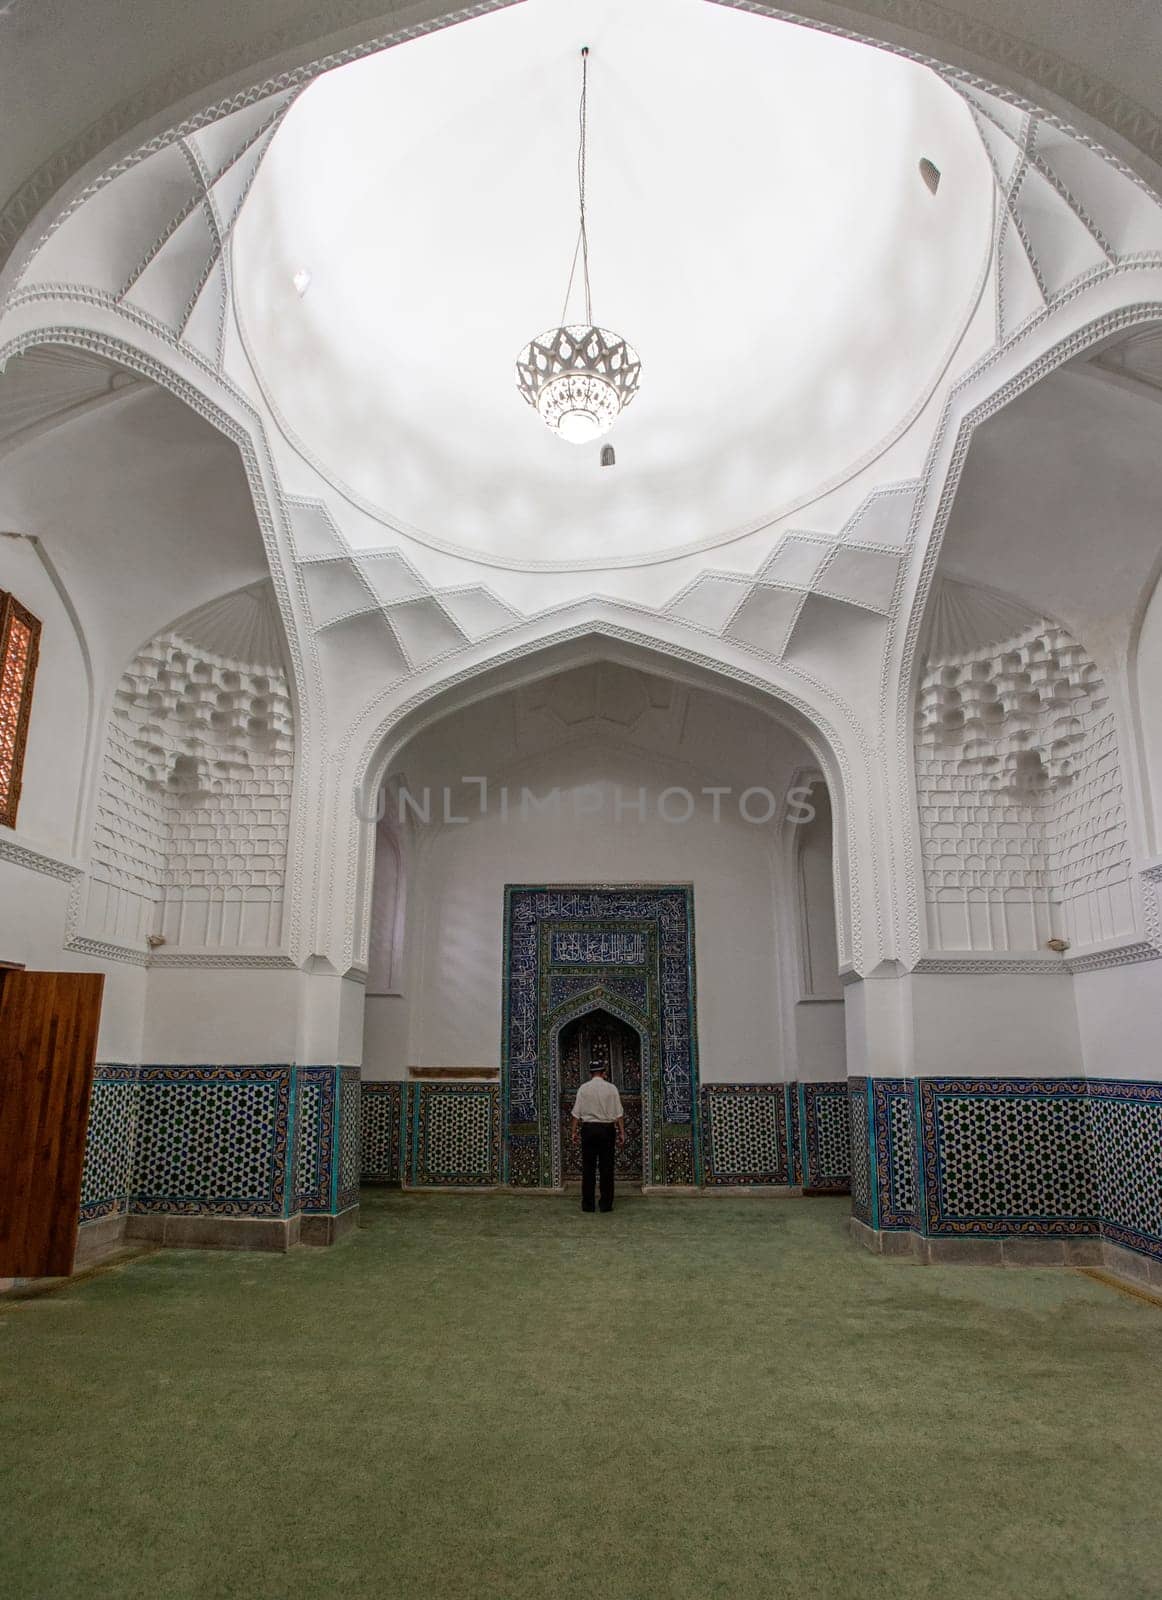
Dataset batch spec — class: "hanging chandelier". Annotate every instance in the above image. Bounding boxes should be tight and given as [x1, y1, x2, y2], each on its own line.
[515, 47, 641, 444]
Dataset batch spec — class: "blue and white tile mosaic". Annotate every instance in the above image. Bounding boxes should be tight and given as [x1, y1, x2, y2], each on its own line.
[800, 1081, 851, 1191]
[867, 1078, 917, 1231]
[406, 1082, 500, 1187]
[361, 1081, 403, 1183]
[131, 1066, 293, 1217]
[701, 1085, 789, 1185]
[859, 1075, 1162, 1264]
[848, 1079, 872, 1225]
[79, 1065, 140, 1222]
[295, 1067, 336, 1215]
[337, 1068, 361, 1211]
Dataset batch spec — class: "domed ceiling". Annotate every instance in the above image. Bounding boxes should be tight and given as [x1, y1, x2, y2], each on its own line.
[233, 0, 992, 570]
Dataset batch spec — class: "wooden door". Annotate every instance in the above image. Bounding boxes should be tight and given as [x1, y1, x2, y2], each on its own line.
[0, 971, 104, 1276]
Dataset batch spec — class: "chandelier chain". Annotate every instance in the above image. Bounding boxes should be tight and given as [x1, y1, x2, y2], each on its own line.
[560, 46, 593, 327]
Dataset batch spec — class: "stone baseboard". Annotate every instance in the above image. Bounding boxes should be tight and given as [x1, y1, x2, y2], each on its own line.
[300, 1207, 359, 1246]
[849, 1217, 1106, 1267]
[644, 1184, 804, 1197]
[1100, 1238, 1162, 1290]
[74, 1211, 128, 1267]
[125, 1213, 302, 1252]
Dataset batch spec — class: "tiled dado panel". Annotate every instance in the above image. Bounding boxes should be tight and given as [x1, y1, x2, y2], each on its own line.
[701, 1085, 790, 1185]
[133, 1067, 294, 1217]
[79, 1066, 141, 1222]
[361, 1081, 404, 1183]
[361, 1081, 852, 1191]
[848, 1079, 872, 1225]
[700, 1082, 851, 1190]
[406, 1083, 502, 1188]
[1090, 1081, 1162, 1261]
[799, 1082, 852, 1192]
[80, 1065, 354, 1224]
[918, 1079, 1096, 1239]
[294, 1067, 360, 1217]
[360, 1082, 502, 1188]
[870, 1078, 919, 1231]
[855, 1077, 1162, 1264]
[336, 1069, 362, 1212]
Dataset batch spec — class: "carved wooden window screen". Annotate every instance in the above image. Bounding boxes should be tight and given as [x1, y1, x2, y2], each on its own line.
[0, 591, 41, 828]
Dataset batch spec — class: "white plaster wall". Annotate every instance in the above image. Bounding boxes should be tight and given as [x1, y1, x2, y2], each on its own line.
[141, 969, 365, 1065]
[362, 994, 411, 1079]
[1073, 960, 1162, 1084]
[0, 859, 146, 1059]
[907, 971, 1082, 1076]
[794, 1000, 846, 1080]
[404, 744, 788, 1083]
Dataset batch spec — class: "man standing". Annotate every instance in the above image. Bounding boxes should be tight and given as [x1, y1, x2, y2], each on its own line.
[570, 1059, 626, 1213]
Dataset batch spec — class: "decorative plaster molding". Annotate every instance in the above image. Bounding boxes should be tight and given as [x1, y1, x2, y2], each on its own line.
[0, 2, 514, 272]
[64, 933, 149, 967]
[147, 951, 298, 970]
[912, 955, 1070, 976]
[0, 833, 82, 882]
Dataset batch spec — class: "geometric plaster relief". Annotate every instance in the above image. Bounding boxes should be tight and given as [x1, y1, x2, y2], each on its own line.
[88, 582, 294, 953]
[0, 344, 142, 445]
[924, 577, 1041, 663]
[816, 546, 900, 615]
[17, 91, 296, 364]
[667, 483, 914, 665]
[287, 498, 345, 564]
[959, 86, 1162, 341]
[181, 259, 229, 368]
[383, 598, 467, 671]
[995, 209, 1046, 339]
[724, 583, 804, 658]
[667, 574, 751, 634]
[435, 587, 519, 643]
[782, 594, 890, 728]
[1012, 164, 1109, 300]
[20, 143, 201, 295]
[534, 662, 659, 732]
[188, 95, 297, 188]
[835, 485, 918, 549]
[758, 536, 833, 590]
[123, 202, 219, 329]
[301, 559, 378, 630]
[916, 604, 1133, 953]
[315, 610, 410, 703]
[359, 552, 429, 607]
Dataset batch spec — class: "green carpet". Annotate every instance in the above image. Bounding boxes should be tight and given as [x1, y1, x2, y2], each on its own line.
[2, 1192, 1161, 1600]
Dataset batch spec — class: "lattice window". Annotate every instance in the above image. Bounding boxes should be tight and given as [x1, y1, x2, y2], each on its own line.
[0, 592, 41, 829]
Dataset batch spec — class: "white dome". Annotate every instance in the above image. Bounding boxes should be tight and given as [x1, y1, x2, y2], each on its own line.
[234, 0, 992, 569]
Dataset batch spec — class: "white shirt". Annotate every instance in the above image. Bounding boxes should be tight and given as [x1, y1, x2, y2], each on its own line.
[571, 1076, 624, 1123]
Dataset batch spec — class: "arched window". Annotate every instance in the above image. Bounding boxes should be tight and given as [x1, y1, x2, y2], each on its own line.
[0, 592, 41, 829]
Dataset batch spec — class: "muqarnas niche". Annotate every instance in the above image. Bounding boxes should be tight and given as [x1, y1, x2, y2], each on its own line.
[916, 616, 1132, 952]
[87, 582, 294, 952]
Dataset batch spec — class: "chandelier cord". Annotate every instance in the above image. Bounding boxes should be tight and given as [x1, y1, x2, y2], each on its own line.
[559, 46, 593, 326]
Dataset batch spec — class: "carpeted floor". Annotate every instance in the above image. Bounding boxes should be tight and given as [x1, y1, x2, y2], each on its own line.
[2, 1192, 1161, 1600]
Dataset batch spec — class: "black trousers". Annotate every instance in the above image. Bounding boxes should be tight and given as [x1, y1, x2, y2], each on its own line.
[580, 1122, 617, 1212]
